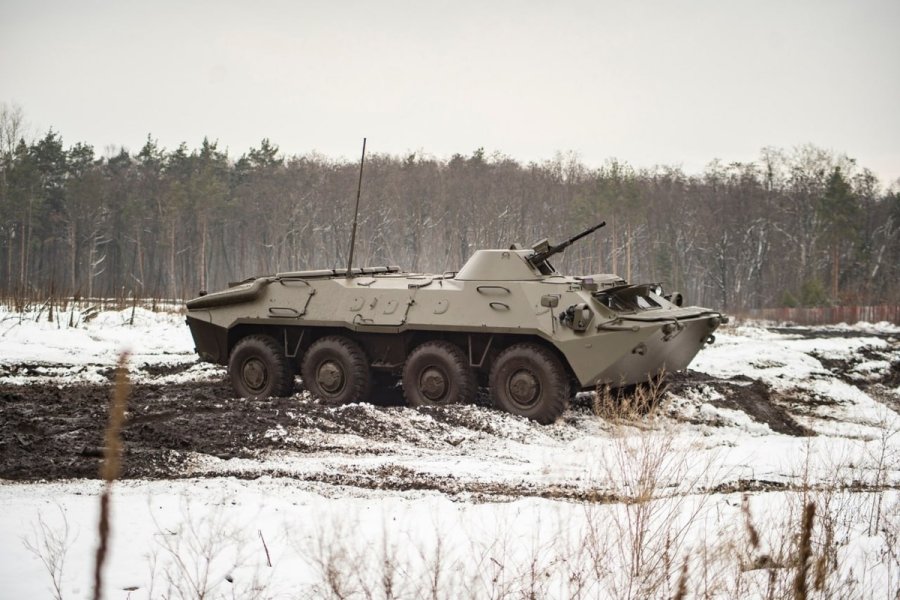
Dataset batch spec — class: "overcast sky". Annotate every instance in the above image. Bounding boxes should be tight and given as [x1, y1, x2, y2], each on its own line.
[2, 0, 898, 184]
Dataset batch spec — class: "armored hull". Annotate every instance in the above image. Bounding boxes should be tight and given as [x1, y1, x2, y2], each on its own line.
[187, 247, 725, 424]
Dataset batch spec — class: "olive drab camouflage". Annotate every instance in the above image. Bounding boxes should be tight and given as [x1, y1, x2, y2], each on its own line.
[186, 223, 726, 424]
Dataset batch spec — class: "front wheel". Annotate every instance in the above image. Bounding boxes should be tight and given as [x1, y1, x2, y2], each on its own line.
[300, 336, 372, 405]
[489, 343, 569, 424]
[228, 335, 295, 399]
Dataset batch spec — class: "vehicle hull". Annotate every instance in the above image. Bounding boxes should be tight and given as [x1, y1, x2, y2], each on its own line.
[187, 258, 723, 390]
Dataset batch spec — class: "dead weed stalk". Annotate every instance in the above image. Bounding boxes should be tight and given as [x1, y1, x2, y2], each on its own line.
[593, 370, 669, 423]
[92, 351, 129, 600]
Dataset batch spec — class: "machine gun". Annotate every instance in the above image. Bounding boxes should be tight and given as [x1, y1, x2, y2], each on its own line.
[526, 221, 607, 272]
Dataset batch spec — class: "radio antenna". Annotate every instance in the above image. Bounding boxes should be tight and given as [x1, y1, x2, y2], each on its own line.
[346, 137, 367, 276]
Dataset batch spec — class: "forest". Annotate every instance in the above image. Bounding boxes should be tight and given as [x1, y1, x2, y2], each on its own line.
[1, 105, 898, 311]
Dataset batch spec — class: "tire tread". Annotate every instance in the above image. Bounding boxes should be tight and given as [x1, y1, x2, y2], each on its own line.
[300, 335, 371, 405]
[402, 340, 475, 407]
[489, 343, 569, 424]
[228, 334, 294, 398]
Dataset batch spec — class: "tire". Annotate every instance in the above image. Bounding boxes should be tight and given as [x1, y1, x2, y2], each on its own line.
[402, 341, 476, 407]
[228, 335, 295, 399]
[489, 343, 569, 424]
[300, 336, 371, 405]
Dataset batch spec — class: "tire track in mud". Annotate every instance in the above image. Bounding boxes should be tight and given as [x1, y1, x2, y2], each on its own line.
[0, 377, 556, 481]
[185, 468, 900, 503]
[2, 328, 897, 490]
[667, 371, 814, 436]
[0, 374, 846, 483]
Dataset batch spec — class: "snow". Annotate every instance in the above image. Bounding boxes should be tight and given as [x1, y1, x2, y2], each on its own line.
[1, 306, 899, 598]
[0, 306, 197, 384]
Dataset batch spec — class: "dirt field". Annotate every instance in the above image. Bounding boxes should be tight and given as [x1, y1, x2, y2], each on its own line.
[4, 353, 896, 487]
[4, 315, 899, 599]
[2, 317, 899, 503]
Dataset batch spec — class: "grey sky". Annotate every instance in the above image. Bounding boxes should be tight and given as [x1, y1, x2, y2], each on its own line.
[2, 0, 898, 184]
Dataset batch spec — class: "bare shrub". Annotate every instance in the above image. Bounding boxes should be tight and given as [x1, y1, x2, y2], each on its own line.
[866, 405, 899, 537]
[22, 506, 76, 600]
[150, 500, 270, 600]
[592, 420, 722, 598]
[593, 371, 669, 423]
[880, 496, 900, 599]
[304, 515, 358, 599]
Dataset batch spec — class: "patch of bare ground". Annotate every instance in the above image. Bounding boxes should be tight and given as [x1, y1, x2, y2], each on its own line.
[808, 337, 900, 414]
[0, 380, 302, 480]
[667, 370, 813, 436]
[810, 344, 900, 387]
[204, 466, 900, 502]
[0, 378, 564, 482]
[134, 361, 199, 378]
[2, 334, 894, 484]
[213, 465, 621, 503]
[0, 371, 819, 484]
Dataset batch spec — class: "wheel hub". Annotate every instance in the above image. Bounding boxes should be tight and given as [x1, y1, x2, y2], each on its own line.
[419, 367, 447, 401]
[508, 369, 540, 407]
[242, 358, 267, 393]
[317, 360, 344, 394]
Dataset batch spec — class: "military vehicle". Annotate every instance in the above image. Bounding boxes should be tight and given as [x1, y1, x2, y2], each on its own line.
[185, 220, 726, 424]
[186, 139, 724, 423]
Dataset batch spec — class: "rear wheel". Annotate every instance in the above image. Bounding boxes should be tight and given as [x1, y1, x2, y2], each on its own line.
[402, 341, 475, 407]
[489, 343, 569, 424]
[229, 335, 295, 399]
[301, 336, 371, 405]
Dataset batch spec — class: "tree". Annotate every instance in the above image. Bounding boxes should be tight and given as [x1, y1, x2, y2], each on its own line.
[817, 166, 859, 301]
[0, 128, 896, 309]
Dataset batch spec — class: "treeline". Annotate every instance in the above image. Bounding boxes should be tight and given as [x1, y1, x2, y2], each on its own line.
[1, 107, 898, 310]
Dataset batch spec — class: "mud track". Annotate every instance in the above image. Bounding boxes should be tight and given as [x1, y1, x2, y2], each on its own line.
[667, 371, 814, 436]
[2, 327, 898, 497]
[0, 376, 569, 483]
[3, 369, 896, 501]
[0, 373, 818, 485]
[0, 379, 295, 480]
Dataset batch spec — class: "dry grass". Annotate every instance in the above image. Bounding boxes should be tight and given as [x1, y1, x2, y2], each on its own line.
[22, 506, 74, 600]
[793, 502, 816, 600]
[593, 371, 669, 423]
[148, 501, 271, 600]
[92, 351, 129, 600]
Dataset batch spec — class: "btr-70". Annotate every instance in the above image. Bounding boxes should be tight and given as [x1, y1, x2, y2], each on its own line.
[186, 221, 725, 423]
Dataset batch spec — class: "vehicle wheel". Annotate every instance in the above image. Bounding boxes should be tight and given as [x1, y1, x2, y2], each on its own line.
[402, 341, 475, 407]
[300, 336, 371, 405]
[489, 343, 569, 424]
[228, 335, 295, 399]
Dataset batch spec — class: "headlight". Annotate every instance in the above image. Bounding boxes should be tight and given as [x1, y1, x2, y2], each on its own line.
[559, 303, 594, 332]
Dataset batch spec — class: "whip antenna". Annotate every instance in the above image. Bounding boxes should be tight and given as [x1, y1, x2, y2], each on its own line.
[346, 137, 367, 276]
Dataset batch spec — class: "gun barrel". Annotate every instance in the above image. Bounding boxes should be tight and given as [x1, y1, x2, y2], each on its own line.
[557, 221, 606, 251]
[528, 221, 606, 265]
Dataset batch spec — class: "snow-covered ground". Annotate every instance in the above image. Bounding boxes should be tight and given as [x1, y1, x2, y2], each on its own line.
[1, 305, 899, 599]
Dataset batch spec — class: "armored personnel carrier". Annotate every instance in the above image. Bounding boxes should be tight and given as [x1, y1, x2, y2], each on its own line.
[186, 222, 726, 424]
